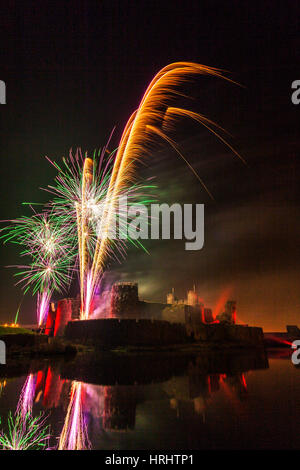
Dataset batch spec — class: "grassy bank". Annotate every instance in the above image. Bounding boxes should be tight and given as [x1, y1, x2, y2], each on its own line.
[0, 326, 35, 336]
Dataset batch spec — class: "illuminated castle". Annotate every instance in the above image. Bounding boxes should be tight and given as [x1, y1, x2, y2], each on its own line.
[46, 282, 237, 338]
[166, 285, 214, 324]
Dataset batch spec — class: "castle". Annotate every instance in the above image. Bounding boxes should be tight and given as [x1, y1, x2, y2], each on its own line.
[45, 282, 237, 337]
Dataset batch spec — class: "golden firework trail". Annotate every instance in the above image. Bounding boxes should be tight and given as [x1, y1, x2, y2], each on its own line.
[89, 62, 242, 298]
[77, 157, 94, 318]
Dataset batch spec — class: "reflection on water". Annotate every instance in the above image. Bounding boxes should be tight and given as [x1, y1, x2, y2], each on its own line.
[0, 349, 299, 450]
[58, 381, 91, 450]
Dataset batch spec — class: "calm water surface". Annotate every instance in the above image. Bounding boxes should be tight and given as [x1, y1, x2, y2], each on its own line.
[0, 349, 299, 450]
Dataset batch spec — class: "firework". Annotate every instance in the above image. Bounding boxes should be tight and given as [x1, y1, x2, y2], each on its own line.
[46, 148, 113, 318]
[0, 411, 51, 450]
[1, 61, 240, 322]
[36, 291, 51, 327]
[14, 255, 73, 296]
[1, 212, 76, 325]
[14, 298, 23, 325]
[11, 254, 73, 326]
[90, 62, 242, 292]
[47, 147, 155, 318]
[77, 157, 97, 314]
[1, 212, 74, 261]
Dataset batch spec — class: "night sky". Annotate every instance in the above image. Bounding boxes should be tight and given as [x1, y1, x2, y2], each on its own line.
[0, 1, 299, 330]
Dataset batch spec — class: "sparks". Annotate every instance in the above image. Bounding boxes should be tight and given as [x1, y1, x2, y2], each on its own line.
[0, 212, 76, 326]
[0, 411, 51, 451]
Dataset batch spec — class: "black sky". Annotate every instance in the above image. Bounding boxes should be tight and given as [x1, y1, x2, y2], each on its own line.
[0, 0, 299, 330]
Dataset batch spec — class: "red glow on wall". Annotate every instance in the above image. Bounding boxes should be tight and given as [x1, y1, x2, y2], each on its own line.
[54, 299, 72, 337]
[45, 308, 56, 336]
[241, 373, 247, 390]
[212, 287, 233, 320]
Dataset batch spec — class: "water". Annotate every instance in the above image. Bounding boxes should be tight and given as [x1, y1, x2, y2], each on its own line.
[0, 349, 299, 450]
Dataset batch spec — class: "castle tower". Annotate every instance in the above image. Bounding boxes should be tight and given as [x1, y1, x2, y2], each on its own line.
[225, 300, 236, 323]
[52, 298, 81, 337]
[167, 287, 175, 305]
[45, 303, 56, 336]
[187, 289, 198, 307]
[110, 282, 139, 318]
[53, 299, 72, 337]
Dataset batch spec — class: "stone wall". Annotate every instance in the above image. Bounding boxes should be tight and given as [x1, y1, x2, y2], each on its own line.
[47, 298, 80, 337]
[45, 305, 56, 336]
[162, 304, 190, 324]
[185, 320, 264, 347]
[54, 299, 73, 337]
[139, 301, 165, 320]
[226, 324, 264, 346]
[64, 317, 264, 348]
[162, 305, 216, 325]
[64, 318, 187, 347]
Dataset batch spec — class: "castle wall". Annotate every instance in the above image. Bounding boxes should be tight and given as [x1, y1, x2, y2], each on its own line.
[45, 305, 56, 336]
[162, 304, 190, 324]
[64, 318, 188, 347]
[54, 283, 262, 347]
[53, 298, 80, 337]
[185, 320, 264, 346]
[138, 301, 165, 320]
[64, 317, 264, 348]
[54, 299, 72, 337]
